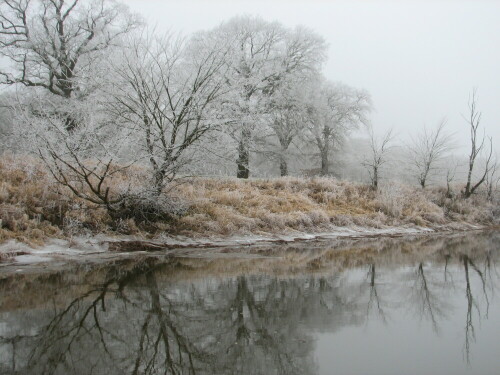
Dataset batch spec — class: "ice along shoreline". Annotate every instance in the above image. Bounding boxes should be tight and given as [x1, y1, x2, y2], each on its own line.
[0, 222, 492, 273]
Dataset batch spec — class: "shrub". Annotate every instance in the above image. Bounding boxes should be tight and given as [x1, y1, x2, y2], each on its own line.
[110, 193, 189, 224]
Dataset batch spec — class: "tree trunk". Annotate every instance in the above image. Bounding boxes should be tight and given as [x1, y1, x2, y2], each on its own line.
[320, 147, 329, 176]
[236, 128, 251, 179]
[373, 166, 378, 190]
[319, 127, 331, 176]
[64, 113, 78, 132]
[487, 182, 493, 201]
[279, 155, 288, 177]
[464, 162, 473, 198]
[153, 169, 165, 196]
[277, 139, 290, 177]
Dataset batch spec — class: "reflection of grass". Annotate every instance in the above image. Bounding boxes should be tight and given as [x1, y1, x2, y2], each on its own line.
[1, 232, 497, 312]
[0, 155, 497, 245]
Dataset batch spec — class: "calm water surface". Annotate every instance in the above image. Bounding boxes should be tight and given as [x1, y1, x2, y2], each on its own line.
[0, 232, 499, 374]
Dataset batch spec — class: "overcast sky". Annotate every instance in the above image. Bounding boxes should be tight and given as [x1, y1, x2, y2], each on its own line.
[121, 0, 500, 151]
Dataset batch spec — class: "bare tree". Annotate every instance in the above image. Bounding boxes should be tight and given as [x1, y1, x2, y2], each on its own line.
[108, 32, 229, 195]
[207, 17, 285, 179]
[463, 90, 494, 198]
[362, 128, 394, 190]
[306, 79, 371, 176]
[445, 159, 459, 198]
[460, 254, 490, 364]
[408, 119, 452, 188]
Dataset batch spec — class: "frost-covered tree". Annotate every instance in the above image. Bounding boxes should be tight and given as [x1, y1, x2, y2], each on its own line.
[407, 120, 452, 188]
[107, 31, 229, 195]
[14, 90, 133, 212]
[0, 0, 141, 130]
[205, 16, 326, 178]
[362, 128, 394, 189]
[305, 79, 371, 176]
[0, 0, 146, 219]
[0, 0, 140, 97]
[259, 77, 309, 176]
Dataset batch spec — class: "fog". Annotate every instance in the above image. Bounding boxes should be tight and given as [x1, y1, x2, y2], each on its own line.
[121, 0, 500, 150]
[0, 0, 498, 187]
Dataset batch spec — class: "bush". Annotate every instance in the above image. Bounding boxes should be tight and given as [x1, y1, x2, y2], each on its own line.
[110, 193, 189, 224]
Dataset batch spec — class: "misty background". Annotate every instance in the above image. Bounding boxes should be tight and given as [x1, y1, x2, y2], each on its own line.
[0, 0, 498, 188]
[120, 0, 500, 149]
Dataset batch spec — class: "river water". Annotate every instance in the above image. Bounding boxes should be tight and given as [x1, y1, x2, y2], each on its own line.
[0, 231, 499, 374]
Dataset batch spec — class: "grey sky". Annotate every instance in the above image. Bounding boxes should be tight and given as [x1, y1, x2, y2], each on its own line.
[122, 0, 500, 152]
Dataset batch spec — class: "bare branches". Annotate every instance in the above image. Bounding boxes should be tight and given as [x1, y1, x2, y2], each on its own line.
[408, 119, 453, 188]
[362, 128, 394, 190]
[108, 31, 229, 194]
[445, 158, 460, 198]
[0, 0, 141, 99]
[463, 90, 494, 198]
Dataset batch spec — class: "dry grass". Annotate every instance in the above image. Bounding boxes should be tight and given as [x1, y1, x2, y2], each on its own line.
[171, 177, 496, 236]
[0, 155, 111, 245]
[0, 155, 497, 245]
[173, 178, 377, 235]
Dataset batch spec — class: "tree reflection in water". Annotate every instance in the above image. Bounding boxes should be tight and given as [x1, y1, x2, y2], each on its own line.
[0, 231, 499, 374]
[365, 264, 387, 324]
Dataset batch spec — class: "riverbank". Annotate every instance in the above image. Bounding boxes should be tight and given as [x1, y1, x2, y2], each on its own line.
[0, 225, 495, 274]
[0, 155, 498, 264]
